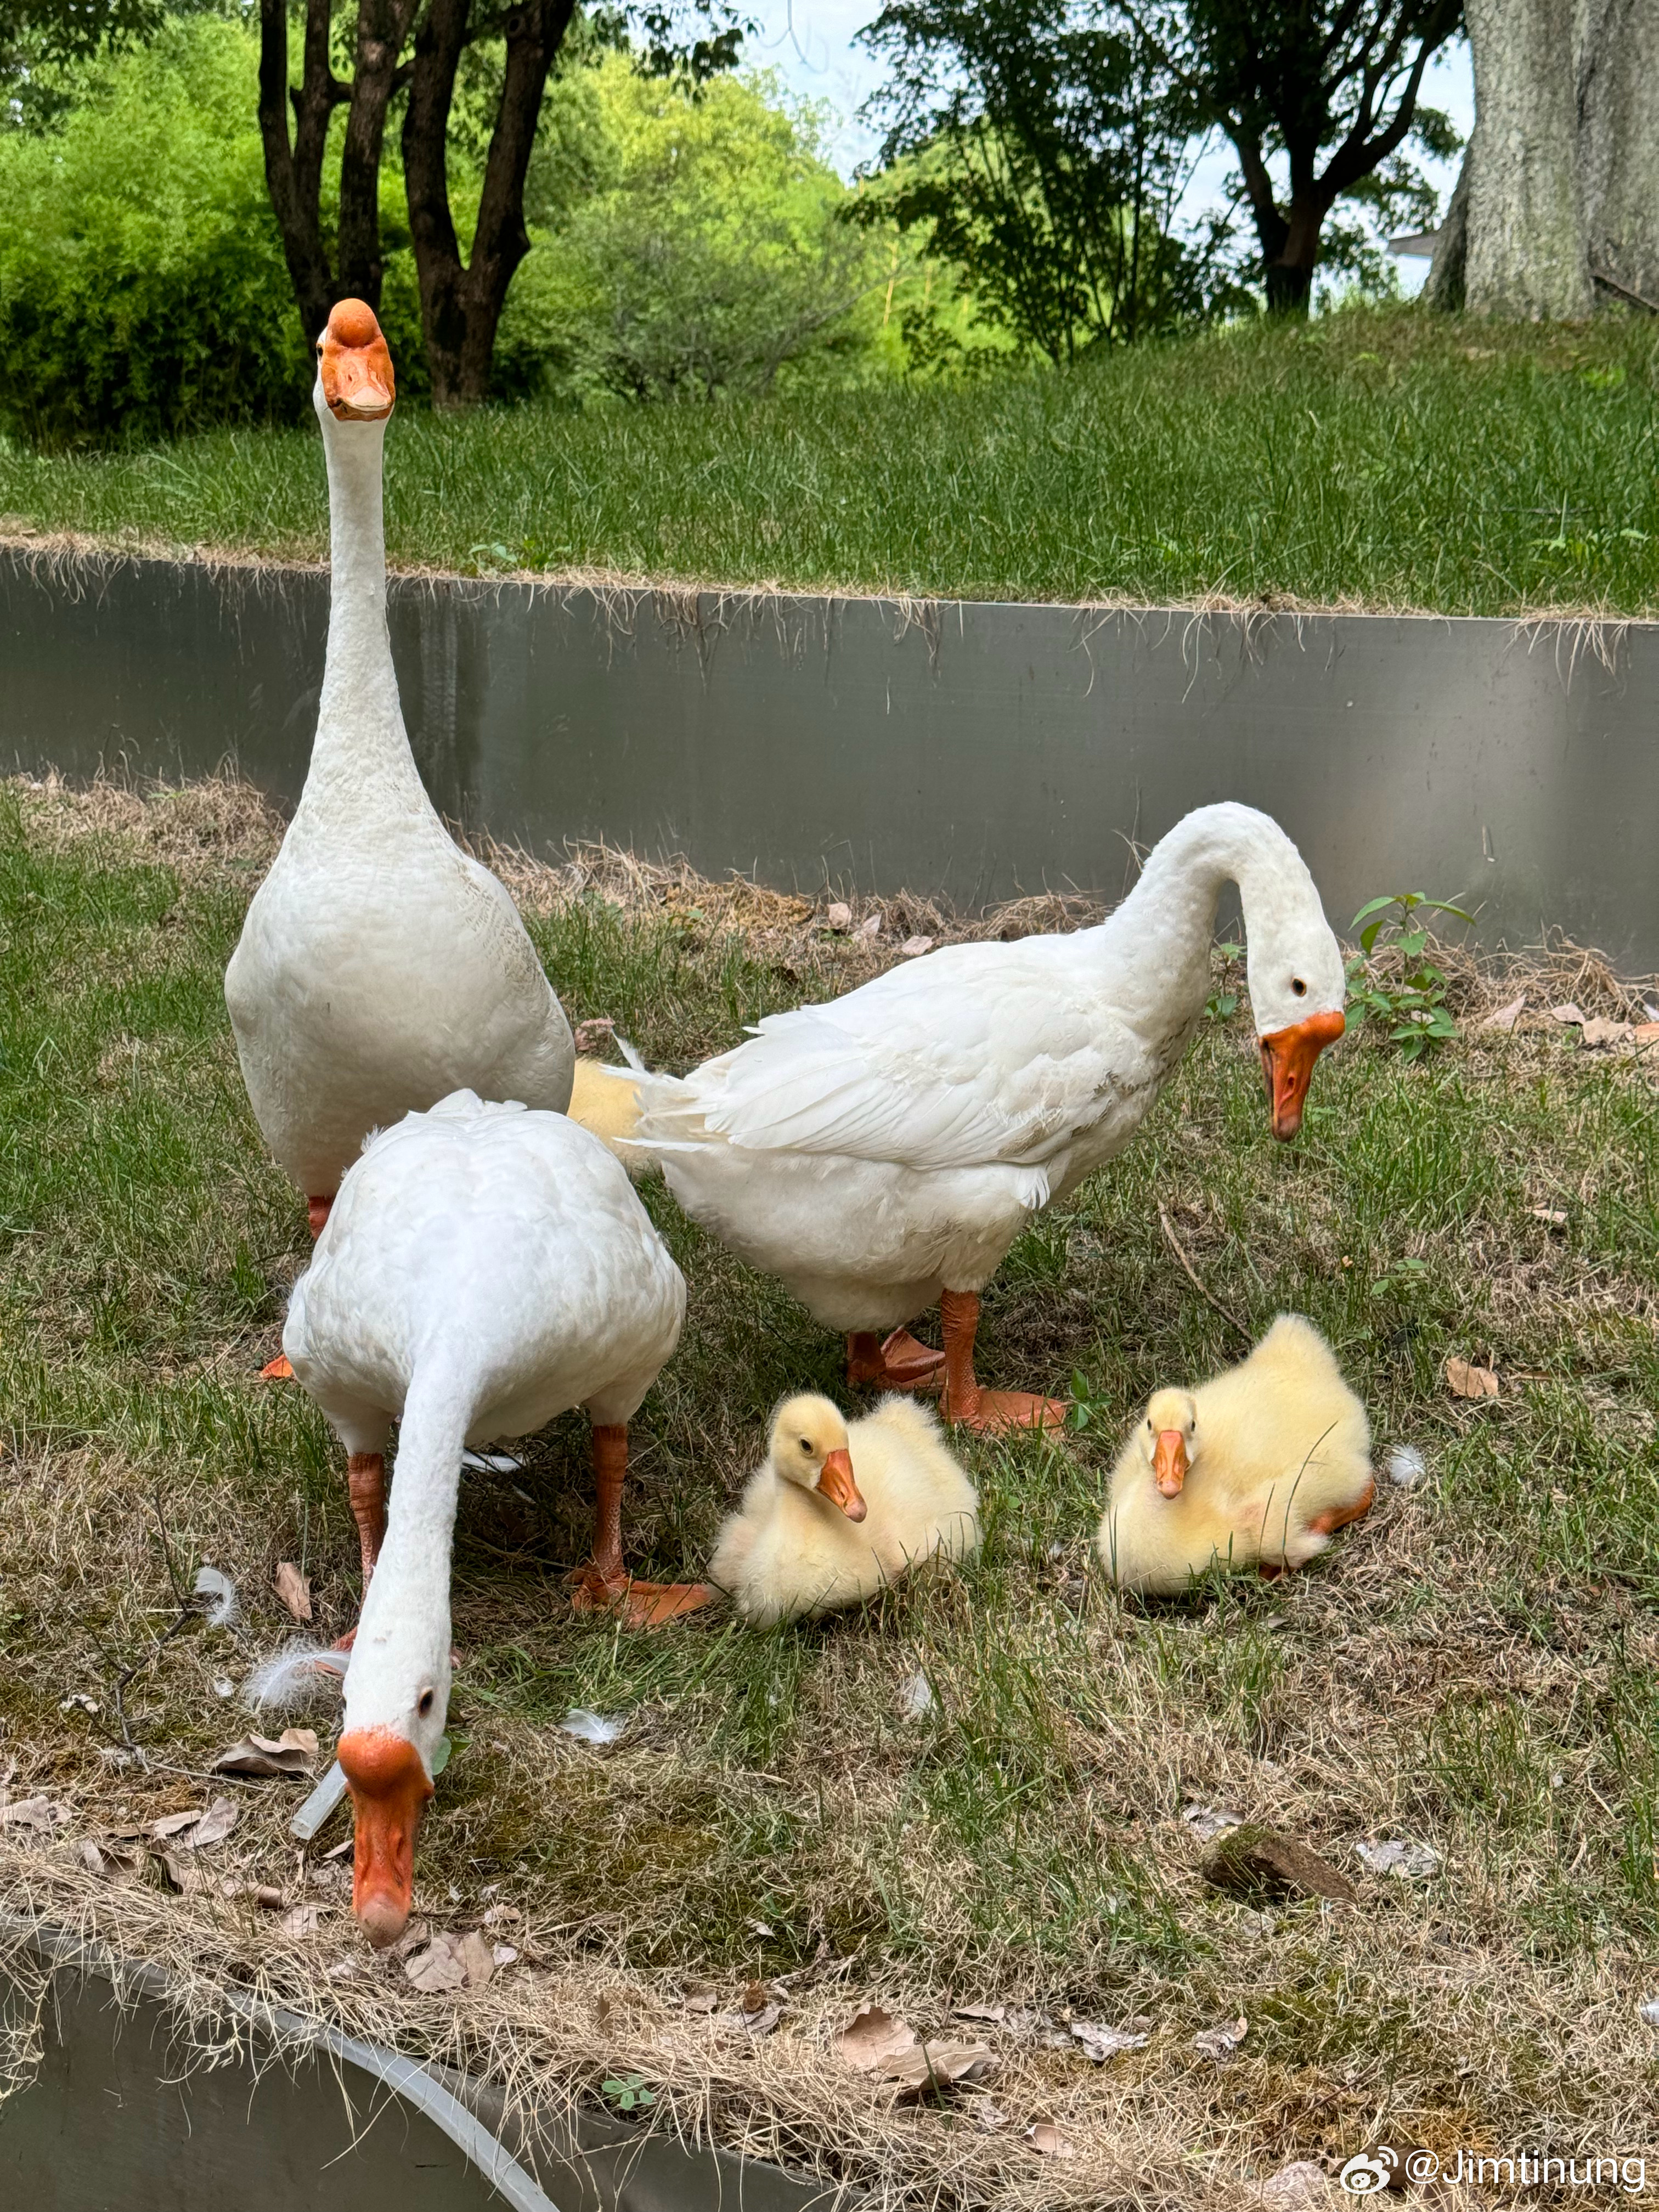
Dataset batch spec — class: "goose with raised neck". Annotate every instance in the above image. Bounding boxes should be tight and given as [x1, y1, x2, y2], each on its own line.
[280, 1089, 695, 1945]
[625, 803, 1346, 1430]
[224, 298, 574, 1251]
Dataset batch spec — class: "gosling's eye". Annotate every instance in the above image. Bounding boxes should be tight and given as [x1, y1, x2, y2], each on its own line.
[417, 1688, 435, 1717]
[1291, 977, 1307, 997]
[799, 1437, 814, 1455]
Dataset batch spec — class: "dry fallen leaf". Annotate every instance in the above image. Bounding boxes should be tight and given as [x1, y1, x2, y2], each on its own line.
[1446, 1356, 1499, 1400]
[953, 2001, 1006, 2025]
[182, 1797, 241, 1850]
[456, 1929, 496, 1987]
[159, 1848, 211, 1897]
[1530, 1205, 1569, 1227]
[1071, 2017, 1151, 2063]
[740, 2002, 783, 2036]
[1027, 2123, 1075, 2159]
[837, 2004, 920, 2072]
[900, 935, 934, 957]
[969, 2098, 1008, 2132]
[1551, 1002, 1587, 1027]
[884, 2042, 996, 2096]
[1478, 994, 1525, 1035]
[1356, 1838, 1441, 1881]
[212, 1728, 319, 1779]
[274, 1562, 313, 1624]
[826, 902, 851, 932]
[280, 1901, 328, 1939]
[151, 1808, 203, 1840]
[1635, 1023, 1659, 1048]
[1193, 2015, 1249, 2059]
[856, 912, 882, 941]
[1581, 1017, 1634, 1049]
[0, 1796, 69, 1830]
[404, 1939, 467, 1994]
[1182, 1803, 1244, 1843]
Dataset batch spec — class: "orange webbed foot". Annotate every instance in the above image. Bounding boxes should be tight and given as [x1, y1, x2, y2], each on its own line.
[847, 1328, 947, 1392]
[943, 1386, 1068, 1435]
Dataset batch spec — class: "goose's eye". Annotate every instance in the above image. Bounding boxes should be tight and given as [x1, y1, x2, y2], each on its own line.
[1291, 977, 1307, 997]
[417, 1688, 435, 1717]
[799, 1437, 814, 1455]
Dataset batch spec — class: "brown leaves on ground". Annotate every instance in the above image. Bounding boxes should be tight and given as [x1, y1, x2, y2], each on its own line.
[1028, 2122, 1076, 2158]
[0, 1796, 70, 1831]
[403, 1928, 498, 1994]
[1446, 1356, 1499, 1400]
[273, 1562, 313, 1623]
[1192, 2016, 1249, 2060]
[152, 1796, 239, 1850]
[211, 1728, 318, 1779]
[834, 2004, 993, 2096]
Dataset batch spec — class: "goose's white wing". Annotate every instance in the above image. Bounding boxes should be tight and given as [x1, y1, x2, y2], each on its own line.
[654, 943, 1144, 1172]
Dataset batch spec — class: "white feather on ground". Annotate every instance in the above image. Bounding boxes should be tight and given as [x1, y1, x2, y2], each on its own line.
[244, 1641, 348, 1711]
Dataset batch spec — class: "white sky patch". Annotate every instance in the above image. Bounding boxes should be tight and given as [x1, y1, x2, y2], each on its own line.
[742, 4, 1474, 296]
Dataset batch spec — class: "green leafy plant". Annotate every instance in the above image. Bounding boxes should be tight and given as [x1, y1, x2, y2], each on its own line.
[1370, 1254, 1426, 1299]
[1346, 891, 1472, 1062]
[1206, 938, 1242, 1020]
[602, 2072, 657, 2114]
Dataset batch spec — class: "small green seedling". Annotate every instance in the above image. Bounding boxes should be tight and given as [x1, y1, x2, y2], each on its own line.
[1346, 893, 1473, 1061]
[1370, 1255, 1427, 1299]
[602, 2073, 657, 2114]
[1207, 940, 1243, 1021]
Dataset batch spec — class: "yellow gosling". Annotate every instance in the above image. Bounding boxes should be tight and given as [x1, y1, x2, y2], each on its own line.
[711, 1392, 980, 1625]
[1098, 1314, 1374, 1594]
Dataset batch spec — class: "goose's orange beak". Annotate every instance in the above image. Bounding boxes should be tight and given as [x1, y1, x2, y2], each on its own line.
[816, 1447, 866, 1522]
[1153, 1430, 1188, 1497]
[319, 298, 395, 422]
[338, 1727, 431, 1947]
[1259, 1008, 1345, 1140]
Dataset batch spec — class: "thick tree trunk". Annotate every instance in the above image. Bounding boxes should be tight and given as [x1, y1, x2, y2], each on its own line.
[257, 0, 346, 342]
[337, 0, 421, 306]
[1579, 0, 1659, 311]
[1421, 136, 1470, 310]
[1463, 0, 1592, 318]
[404, 0, 576, 405]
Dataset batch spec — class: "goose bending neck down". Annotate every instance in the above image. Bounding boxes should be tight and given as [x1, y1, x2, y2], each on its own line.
[625, 804, 1345, 1431]
[224, 301, 573, 1299]
[283, 1092, 698, 1940]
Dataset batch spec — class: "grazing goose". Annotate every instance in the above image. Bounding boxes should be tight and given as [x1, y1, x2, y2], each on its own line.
[625, 804, 1345, 1431]
[280, 1090, 695, 1945]
[224, 300, 573, 1252]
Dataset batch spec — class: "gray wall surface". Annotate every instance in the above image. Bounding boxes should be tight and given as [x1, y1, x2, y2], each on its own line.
[3, 544, 1655, 964]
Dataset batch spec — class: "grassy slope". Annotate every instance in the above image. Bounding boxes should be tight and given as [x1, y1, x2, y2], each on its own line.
[1, 309, 1657, 616]
[3, 778, 1658, 2197]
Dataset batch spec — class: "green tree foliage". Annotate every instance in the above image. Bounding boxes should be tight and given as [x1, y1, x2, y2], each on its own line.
[0, 15, 422, 448]
[1147, 0, 1464, 313]
[856, 0, 1223, 362]
[496, 59, 888, 400]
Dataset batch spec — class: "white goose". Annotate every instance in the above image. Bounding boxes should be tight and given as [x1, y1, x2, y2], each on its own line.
[628, 804, 1345, 1430]
[282, 1089, 693, 1946]
[224, 300, 573, 1247]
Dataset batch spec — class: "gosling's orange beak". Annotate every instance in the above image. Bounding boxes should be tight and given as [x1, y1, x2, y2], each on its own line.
[815, 1446, 866, 1522]
[1259, 1008, 1345, 1141]
[1153, 1430, 1188, 1497]
[319, 298, 396, 422]
[337, 1726, 432, 1948]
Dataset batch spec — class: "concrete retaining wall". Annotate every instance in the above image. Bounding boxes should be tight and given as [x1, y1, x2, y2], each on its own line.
[3, 545, 1654, 964]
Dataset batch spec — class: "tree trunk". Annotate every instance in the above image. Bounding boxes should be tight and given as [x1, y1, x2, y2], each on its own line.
[1421, 136, 1470, 310]
[337, 0, 421, 306]
[404, 0, 576, 407]
[1579, 0, 1659, 311]
[257, 0, 345, 342]
[1463, 0, 1592, 319]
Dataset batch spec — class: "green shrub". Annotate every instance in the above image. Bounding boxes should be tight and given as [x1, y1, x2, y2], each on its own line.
[0, 16, 422, 449]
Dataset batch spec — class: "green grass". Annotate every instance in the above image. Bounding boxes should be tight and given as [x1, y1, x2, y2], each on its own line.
[3, 777, 1659, 2197]
[3, 307, 1659, 614]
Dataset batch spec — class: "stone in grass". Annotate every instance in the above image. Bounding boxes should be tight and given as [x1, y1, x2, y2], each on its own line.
[1200, 1822, 1357, 1905]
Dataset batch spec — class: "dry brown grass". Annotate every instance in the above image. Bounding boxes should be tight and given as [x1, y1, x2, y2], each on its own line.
[3, 773, 1659, 2207]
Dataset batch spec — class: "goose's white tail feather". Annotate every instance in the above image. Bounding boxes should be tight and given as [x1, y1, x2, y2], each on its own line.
[244, 1641, 348, 1711]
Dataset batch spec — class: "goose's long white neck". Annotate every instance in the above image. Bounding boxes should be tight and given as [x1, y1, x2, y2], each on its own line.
[343, 1365, 473, 1752]
[1094, 804, 1316, 1034]
[307, 411, 426, 800]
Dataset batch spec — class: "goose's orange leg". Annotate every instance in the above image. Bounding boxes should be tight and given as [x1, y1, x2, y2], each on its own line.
[571, 1423, 713, 1628]
[938, 1289, 1066, 1434]
[261, 1193, 335, 1379]
[332, 1451, 388, 1651]
[846, 1328, 946, 1391]
[1256, 1477, 1376, 1581]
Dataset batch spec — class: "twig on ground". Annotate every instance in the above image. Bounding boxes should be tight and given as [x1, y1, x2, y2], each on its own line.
[1158, 1205, 1253, 1350]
